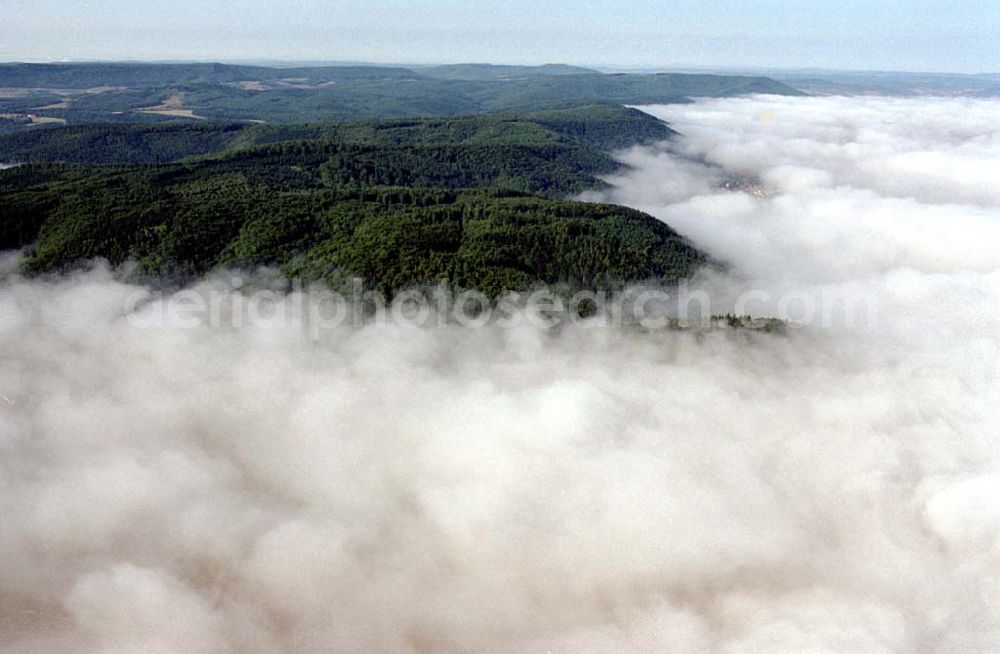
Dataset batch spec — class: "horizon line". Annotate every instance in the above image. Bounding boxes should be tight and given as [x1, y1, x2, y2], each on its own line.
[0, 58, 997, 78]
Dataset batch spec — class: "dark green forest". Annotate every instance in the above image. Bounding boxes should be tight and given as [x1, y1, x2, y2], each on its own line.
[1, 164, 703, 296]
[0, 105, 675, 165]
[0, 104, 707, 294]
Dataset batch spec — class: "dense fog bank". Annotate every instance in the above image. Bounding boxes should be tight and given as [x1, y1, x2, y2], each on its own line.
[1, 96, 998, 652]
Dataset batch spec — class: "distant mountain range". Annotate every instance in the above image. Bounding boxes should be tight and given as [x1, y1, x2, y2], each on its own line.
[628, 67, 1000, 97]
[0, 62, 421, 88]
[768, 70, 1000, 96]
[415, 63, 601, 80]
[0, 62, 803, 127]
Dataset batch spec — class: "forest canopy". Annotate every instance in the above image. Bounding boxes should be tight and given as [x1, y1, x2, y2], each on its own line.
[0, 95, 716, 295]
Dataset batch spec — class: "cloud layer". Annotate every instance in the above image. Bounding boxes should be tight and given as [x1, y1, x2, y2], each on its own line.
[1, 95, 999, 652]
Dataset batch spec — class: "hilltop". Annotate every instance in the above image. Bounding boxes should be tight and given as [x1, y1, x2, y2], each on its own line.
[0, 104, 704, 294]
[0, 105, 675, 165]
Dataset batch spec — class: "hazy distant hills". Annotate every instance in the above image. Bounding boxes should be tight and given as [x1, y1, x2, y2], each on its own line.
[0, 62, 802, 127]
[765, 70, 1000, 97]
[0, 62, 603, 88]
[417, 63, 601, 80]
[0, 62, 421, 88]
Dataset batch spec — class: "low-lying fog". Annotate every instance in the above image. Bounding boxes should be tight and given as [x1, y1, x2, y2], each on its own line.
[1, 96, 998, 652]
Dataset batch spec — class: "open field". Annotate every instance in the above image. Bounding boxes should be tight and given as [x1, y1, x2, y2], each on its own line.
[0, 112, 66, 125]
[134, 92, 205, 119]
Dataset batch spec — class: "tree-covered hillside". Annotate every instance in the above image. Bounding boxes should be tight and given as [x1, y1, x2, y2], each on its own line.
[0, 86, 715, 294]
[0, 163, 703, 296]
[0, 105, 675, 165]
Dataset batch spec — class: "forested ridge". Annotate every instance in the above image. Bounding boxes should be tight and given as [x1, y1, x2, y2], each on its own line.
[0, 102, 709, 294]
[0, 105, 675, 165]
[1, 164, 703, 296]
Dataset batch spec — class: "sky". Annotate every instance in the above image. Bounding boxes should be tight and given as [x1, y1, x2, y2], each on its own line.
[1, 0, 999, 73]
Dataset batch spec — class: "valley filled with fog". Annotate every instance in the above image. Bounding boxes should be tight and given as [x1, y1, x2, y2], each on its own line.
[1, 95, 999, 652]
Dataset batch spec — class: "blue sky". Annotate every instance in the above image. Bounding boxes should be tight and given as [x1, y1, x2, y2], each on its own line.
[2, 0, 998, 73]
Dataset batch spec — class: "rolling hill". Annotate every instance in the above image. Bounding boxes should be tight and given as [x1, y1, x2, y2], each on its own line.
[0, 62, 803, 126]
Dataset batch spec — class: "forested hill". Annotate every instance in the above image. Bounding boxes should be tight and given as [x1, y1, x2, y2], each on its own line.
[0, 105, 675, 165]
[0, 62, 803, 126]
[0, 107, 706, 293]
[0, 79, 719, 293]
[0, 163, 704, 296]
